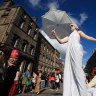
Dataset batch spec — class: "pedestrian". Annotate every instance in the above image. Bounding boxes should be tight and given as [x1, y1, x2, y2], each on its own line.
[35, 70, 42, 95]
[50, 72, 56, 90]
[21, 70, 30, 94]
[3, 58, 18, 96]
[0, 51, 5, 82]
[52, 23, 96, 96]
[47, 73, 52, 88]
[27, 76, 33, 91]
[41, 71, 48, 87]
[58, 72, 62, 84]
[55, 73, 60, 91]
[32, 72, 37, 89]
[8, 67, 22, 96]
[0, 51, 5, 95]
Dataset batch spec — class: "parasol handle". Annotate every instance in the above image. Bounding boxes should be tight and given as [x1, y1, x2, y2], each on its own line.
[52, 28, 56, 33]
[52, 28, 57, 37]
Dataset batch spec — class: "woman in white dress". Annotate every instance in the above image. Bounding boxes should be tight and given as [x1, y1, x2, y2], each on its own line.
[52, 23, 96, 96]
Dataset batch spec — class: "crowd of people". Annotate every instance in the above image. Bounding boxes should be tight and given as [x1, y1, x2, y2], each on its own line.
[1, 49, 96, 96]
[11, 69, 63, 95]
[0, 51, 63, 96]
[6, 68, 63, 96]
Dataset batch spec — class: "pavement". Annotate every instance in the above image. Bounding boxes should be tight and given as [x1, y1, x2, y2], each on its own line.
[15, 85, 63, 96]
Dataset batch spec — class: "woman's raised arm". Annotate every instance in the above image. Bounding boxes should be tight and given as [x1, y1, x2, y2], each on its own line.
[52, 29, 69, 44]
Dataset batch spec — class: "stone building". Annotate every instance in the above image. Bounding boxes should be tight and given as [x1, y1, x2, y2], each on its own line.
[0, 0, 64, 74]
[34, 32, 64, 73]
[0, 0, 39, 74]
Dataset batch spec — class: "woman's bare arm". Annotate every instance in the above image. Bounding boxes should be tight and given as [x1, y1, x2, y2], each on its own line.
[52, 30, 68, 44]
[79, 31, 96, 42]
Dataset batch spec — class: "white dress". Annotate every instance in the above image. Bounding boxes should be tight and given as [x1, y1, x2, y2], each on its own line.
[63, 30, 96, 96]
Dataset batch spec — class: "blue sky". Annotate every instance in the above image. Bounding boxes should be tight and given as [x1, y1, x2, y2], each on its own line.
[0, 0, 96, 65]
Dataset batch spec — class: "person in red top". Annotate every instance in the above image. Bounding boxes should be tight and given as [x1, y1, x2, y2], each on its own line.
[50, 72, 56, 90]
[48, 73, 52, 88]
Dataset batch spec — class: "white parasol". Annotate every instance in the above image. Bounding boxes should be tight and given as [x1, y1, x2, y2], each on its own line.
[42, 10, 73, 39]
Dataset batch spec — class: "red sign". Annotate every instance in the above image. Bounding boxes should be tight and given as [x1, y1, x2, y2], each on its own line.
[10, 50, 19, 59]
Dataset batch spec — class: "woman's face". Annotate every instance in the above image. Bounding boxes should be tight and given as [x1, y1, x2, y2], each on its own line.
[70, 24, 76, 32]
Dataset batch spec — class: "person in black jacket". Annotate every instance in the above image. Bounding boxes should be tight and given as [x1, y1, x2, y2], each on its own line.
[3, 58, 18, 96]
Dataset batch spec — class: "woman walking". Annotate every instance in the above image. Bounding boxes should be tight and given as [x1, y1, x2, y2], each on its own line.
[35, 70, 42, 95]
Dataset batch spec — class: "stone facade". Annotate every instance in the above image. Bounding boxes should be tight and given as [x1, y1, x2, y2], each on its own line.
[0, 0, 64, 74]
[0, 0, 39, 74]
[34, 32, 64, 73]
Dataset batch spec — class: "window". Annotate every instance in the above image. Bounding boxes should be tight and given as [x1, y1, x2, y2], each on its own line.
[39, 55, 42, 60]
[19, 60, 26, 72]
[42, 54, 45, 61]
[31, 48, 34, 55]
[27, 62, 33, 71]
[22, 11, 27, 19]
[45, 68, 47, 71]
[30, 22, 33, 25]
[20, 22, 24, 29]
[11, 34, 20, 48]
[27, 26, 32, 35]
[47, 48, 48, 52]
[30, 21, 33, 26]
[19, 18, 25, 29]
[51, 61, 52, 65]
[22, 40, 28, 52]
[46, 57, 48, 63]
[24, 44, 27, 52]
[44, 46, 45, 50]
[14, 39, 19, 48]
[24, 15, 27, 19]
[33, 33, 37, 40]
[35, 28, 39, 32]
[30, 45, 34, 55]
[49, 51, 50, 54]
[28, 29, 31, 35]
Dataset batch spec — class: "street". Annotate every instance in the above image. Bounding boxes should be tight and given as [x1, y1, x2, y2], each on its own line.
[15, 85, 63, 96]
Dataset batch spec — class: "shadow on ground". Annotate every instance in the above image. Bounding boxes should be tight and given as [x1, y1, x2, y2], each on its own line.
[51, 93, 62, 95]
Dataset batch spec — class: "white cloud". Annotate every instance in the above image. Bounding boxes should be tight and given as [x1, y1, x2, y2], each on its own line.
[80, 12, 88, 25]
[28, 0, 59, 10]
[68, 12, 88, 27]
[47, 1, 59, 10]
[29, 0, 40, 7]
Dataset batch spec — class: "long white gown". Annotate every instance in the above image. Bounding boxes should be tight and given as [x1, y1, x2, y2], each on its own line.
[63, 30, 96, 96]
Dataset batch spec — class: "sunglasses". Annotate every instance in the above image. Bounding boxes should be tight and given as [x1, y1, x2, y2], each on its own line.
[70, 25, 74, 27]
